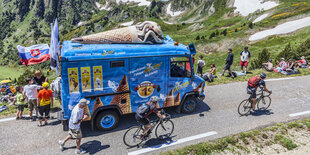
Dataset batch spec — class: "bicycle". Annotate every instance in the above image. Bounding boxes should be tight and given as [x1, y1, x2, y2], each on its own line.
[238, 86, 272, 116]
[123, 110, 174, 147]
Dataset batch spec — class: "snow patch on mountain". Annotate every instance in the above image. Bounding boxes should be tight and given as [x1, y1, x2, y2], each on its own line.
[253, 13, 270, 23]
[115, 0, 151, 6]
[95, 2, 111, 11]
[234, 0, 279, 16]
[166, 3, 184, 17]
[249, 16, 310, 41]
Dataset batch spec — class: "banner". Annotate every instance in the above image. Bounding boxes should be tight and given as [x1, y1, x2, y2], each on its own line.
[17, 44, 50, 66]
[50, 18, 60, 75]
[81, 67, 91, 92]
[93, 66, 103, 90]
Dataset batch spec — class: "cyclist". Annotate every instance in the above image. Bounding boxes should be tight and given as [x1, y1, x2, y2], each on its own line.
[247, 73, 272, 111]
[135, 96, 166, 139]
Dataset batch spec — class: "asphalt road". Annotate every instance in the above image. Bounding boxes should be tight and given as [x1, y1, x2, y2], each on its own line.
[1, 75, 310, 155]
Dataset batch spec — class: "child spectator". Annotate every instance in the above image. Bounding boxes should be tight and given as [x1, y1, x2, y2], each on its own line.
[24, 78, 41, 121]
[16, 86, 26, 120]
[262, 59, 274, 71]
[196, 56, 206, 77]
[37, 82, 53, 127]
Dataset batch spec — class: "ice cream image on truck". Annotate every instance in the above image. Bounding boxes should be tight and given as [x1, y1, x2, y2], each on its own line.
[58, 21, 205, 131]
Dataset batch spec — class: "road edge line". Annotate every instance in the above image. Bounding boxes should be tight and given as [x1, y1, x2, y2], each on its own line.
[128, 131, 217, 155]
[289, 110, 310, 117]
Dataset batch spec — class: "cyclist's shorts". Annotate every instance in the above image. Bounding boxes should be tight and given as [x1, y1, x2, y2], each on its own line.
[135, 114, 150, 125]
[247, 86, 256, 98]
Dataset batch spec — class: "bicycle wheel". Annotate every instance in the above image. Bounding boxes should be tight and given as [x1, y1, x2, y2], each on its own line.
[155, 120, 174, 140]
[257, 96, 271, 111]
[123, 126, 144, 147]
[238, 99, 251, 116]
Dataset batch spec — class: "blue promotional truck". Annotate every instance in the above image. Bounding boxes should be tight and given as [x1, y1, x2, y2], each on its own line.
[59, 36, 205, 131]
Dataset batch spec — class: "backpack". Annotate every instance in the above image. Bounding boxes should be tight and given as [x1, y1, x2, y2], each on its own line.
[136, 103, 150, 115]
[248, 76, 261, 88]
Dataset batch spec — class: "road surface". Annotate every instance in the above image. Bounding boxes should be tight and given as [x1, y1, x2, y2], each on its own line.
[1, 76, 310, 155]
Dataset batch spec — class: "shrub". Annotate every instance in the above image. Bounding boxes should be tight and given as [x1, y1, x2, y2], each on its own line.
[250, 48, 271, 70]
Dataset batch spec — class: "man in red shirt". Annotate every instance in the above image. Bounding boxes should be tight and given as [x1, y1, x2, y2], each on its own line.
[37, 82, 53, 127]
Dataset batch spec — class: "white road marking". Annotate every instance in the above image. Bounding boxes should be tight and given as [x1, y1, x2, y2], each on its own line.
[0, 115, 32, 123]
[128, 131, 217, 155]
[265, 77, 296, 82]
[289, 110, 310, 117]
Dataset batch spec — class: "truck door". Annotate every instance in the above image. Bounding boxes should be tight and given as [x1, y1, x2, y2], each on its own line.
[129, 57, 167, 111]
[167, 56, 194, 108]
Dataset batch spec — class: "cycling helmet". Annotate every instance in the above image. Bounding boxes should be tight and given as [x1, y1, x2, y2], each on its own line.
[150, 96, 159, 103]
[260, 73, 267, 79]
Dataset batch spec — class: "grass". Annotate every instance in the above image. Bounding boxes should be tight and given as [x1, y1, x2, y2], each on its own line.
[0, 98, 61, 118]
[0, 66, 25, 81]
[162, 118, 310, 155]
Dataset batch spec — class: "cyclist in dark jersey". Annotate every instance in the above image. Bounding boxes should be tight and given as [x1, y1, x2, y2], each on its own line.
[247, 73, 272, 111]
[135, 96, 166, 138]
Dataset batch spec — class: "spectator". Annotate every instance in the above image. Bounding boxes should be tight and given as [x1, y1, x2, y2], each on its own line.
[240, 46, 251, 73]
[23, 78, 41, 121]
[33, 70, 48, 86]
[203, 63, 217, 82]
[16, 86, 26, 120]
[275, 58, 287, 72]
[196, 56, 206, 77]
[287, 58, 295, 71]
[37, 82, 53, 127]
[262, 59, 274, 71]
[222, 49, 235, 78]
[296, 56, 307, 68]
[58, 99, 90, 154]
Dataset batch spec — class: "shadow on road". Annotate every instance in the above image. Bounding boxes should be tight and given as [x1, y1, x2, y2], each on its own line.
[81, 99, 210, 138]
[82, 140, 110, 155]
[242, 109, 274, 117]
[141, 135, 177, 149]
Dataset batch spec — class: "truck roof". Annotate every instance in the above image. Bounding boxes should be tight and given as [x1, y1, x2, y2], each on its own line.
[61, 37, 191, 61]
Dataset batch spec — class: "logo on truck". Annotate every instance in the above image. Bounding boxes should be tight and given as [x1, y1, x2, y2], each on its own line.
[134, 81, 160, 98]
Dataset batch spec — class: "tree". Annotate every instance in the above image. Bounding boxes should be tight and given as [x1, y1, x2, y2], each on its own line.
[17, 0, 31, 21]
[222, 29, 227, 36]
[209, 32, 215, 39]
[276, 43, 296, 61]
[249, 22, 253, 29]
[250, 48, 271, 69]
[196, 35, 200, 40]
[235, 28, 238, 32]
[35, 0, 45, 19]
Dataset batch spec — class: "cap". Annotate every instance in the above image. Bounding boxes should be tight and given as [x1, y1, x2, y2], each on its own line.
[34, 70, 42, 75]
[78, 98, 90, 106]
[42, 82, 49, 88]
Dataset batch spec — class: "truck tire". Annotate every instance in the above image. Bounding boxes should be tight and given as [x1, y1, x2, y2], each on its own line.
[181, 96, 198, 113]
[95, 110, 119, 131]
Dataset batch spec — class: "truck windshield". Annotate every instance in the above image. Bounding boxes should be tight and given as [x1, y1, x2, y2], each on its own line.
[170, 57, 192, 78]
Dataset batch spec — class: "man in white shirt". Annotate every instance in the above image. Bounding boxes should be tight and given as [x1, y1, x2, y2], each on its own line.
[23, 78, 41, 121]
[240, 46, 251, 73]
[59, 99, 90, 154]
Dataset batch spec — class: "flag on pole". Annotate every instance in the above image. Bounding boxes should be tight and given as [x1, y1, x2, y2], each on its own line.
[50, 18, 60, 75]
[17, 44, 50, 66]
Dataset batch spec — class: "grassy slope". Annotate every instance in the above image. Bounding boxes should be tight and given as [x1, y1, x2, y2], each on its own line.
[162, 118, 310, 155]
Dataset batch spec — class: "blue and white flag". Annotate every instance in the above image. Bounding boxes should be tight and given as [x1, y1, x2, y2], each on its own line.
[50, 18, 60, 75]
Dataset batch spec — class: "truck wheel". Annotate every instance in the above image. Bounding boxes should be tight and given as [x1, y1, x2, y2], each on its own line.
[95, 110, 119, 131]
[181, 96, 198, 113]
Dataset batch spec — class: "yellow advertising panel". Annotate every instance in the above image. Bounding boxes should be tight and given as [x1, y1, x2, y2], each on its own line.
[93, 66, 103, 91]
[81, 67, 91, 92]
[68, 68, 79, 93]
